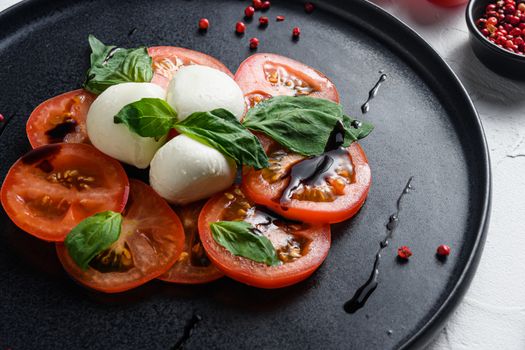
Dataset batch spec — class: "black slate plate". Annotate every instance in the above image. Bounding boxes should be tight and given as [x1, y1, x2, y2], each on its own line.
[0, 0, 491, 349]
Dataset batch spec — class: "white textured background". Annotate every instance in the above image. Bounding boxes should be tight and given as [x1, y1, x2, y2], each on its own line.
[1, 0, 524, 348]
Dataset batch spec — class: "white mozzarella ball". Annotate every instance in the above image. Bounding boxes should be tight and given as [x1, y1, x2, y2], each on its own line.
[166, 65, 245, 121]
[87, 82, 167, 169]
[150, 135, 237, 204]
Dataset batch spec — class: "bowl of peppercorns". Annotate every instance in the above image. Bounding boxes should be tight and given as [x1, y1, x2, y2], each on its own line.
[467, 0, 525, 79]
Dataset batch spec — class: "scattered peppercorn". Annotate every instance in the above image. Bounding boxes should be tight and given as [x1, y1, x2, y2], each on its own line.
[236, 21, 246, 34]
[276, 15, 285, 21]
[436, 244, 451, 257]
[397, 246, 412, 260]
[245, 6, 255, 18]
[476, 0, 525, 54]
[292, 27, 301, 38]
[198, 18, 209, 31]
[250, 37, 260, 49]
[305, 2, 315, 13]
[262, 1, 271, 10]
[0, 113, 4, 122]
[259, 16, 269, 26]
[253, 0, 263, 10]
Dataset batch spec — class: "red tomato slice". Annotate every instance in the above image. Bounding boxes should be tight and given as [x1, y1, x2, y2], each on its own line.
[158, 201, 224, 284]
[56, 179, 185, 293]
[198, 186, 331, 289]
[148, 46, 234, 90]
[234, 53, 340, 107]
[26, 89, 95, 148]
[1, 143, 129, 242]
[241, 135, 371, 224]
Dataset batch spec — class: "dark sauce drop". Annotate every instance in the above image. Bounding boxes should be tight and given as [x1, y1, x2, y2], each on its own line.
[280, 121, 347, 204]
[45, 118, 77, 143]
[21, 144, 61, 165]
[361, 73, 387, 114]
[344, 177, 414, 314]
[103, 47, 120, 65]
[173, 314, 202, 350]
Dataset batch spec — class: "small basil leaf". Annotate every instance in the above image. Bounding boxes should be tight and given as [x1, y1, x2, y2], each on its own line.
[114, 98, 178, 138]
[342, 115, 374, 145]
[174, 109, 269, 169]
[65, 211, 123, 270]
[243, 96, 373, 156]
[210, 221, 280, 266]
[83, 35, 153, 94]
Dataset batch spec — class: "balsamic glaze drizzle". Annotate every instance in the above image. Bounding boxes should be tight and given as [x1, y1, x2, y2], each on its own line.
[361, 73, 387, 114]
[172, 314, 202, 350]
[45, 118, 77, 143]
[344, 177, 414, 314]
[103, 47, 120, 65]
[280, 121, 347, 204]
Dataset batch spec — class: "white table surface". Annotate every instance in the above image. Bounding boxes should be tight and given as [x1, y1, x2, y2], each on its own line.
[1, 0, 524, 348]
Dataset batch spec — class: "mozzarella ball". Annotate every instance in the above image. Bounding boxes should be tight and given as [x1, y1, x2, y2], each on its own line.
[150, 135, 237, 204]
[166, 65, 245, 121]
[87, 83, 167, 169]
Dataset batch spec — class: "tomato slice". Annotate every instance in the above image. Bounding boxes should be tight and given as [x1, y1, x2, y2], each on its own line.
[56, 179, 185, 293]
[158, 201, 223, 284]
[234, 53, 340, 107]
[148, 46, 234, 90]
[26, 89, 96, 148]
[1, 143, 129, 241]
[241, 134, 371, 224]
[198, 186, 331, 289]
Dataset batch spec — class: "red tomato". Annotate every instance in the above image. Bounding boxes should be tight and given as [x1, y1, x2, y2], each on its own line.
[1, 143, 129, 242]
[234, 53, 340, 107]
[26, 89, 95, 148]
[241, 135, 371, 224]
[148, 46, 234, 90]
[158, 201, 223, 284]
[56, 179, 185, 293]
[198, 186, 331, 289]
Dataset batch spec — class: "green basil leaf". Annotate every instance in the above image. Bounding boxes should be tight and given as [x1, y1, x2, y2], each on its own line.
[175, 109, 269, 169]
[342, 115, 375, 141]
[83, 35, 153, 94]
[64, 211, 123, 270]
[243, 96, 373, 156]
[210, 221, 280, 266]
[114, 98, 178, 138]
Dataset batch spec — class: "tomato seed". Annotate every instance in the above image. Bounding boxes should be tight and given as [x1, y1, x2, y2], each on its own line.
[397, 246, 412, 260]
[198, 18, 209, 30]
[236, 21, 246, 34]
[436, 244, 451, 257]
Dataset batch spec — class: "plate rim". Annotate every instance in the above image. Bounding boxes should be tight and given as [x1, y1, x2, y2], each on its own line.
[0, 0, 492, 349]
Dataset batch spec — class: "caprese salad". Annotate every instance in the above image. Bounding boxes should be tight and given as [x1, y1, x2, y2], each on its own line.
[1, 35, 373, 292]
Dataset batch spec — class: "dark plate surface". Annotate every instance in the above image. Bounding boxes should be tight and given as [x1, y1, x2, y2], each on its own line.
[0, 0, 490, 349]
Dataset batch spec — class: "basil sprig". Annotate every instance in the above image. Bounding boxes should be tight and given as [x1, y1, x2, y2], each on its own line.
[114, 98, 269, 169]
[242, 96, 373, 156]
[65, 211, 123, 270]
[210, 221, 280, 266]
[83, 35, 153, 94]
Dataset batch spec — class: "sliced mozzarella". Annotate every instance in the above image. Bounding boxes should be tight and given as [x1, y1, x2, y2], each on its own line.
[150, 135, 237, 204]
[166, 65, 245, 121]
[86, 82, 166, 169]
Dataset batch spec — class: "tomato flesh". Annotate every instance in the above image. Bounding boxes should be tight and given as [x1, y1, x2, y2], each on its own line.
[56, 179, 185, 293]
[235, 53, 339, 107]
[242, 135, 371, 224]
[159, 201, 223, 284]
[1, 143, 129, 241]
[148, 46, 234, 90]
[26, 89, 95, 148]
[198, 186, 331, 289]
